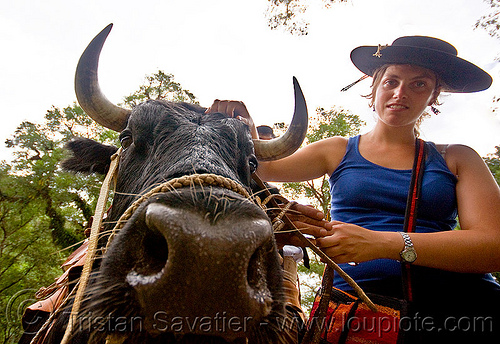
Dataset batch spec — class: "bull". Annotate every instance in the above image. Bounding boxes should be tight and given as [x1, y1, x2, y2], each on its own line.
[21, 24, 309, 344]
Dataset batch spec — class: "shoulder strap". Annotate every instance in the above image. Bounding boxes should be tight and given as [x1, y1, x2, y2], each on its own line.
[402, 138, 427, 302]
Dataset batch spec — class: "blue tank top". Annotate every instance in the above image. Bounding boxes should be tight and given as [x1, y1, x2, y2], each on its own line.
[329, 135, 497, 293]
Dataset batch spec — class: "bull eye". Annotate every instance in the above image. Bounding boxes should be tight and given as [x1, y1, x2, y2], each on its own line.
[248, 155, 258, 174]
[120, 135, 133, 149]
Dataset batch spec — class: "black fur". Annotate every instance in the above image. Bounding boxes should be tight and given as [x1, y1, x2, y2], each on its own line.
[25, 100, 298, 344]
[62, 138, 118, 174]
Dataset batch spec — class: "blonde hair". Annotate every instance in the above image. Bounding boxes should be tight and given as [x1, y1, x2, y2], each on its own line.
[364, 64, 444, 136]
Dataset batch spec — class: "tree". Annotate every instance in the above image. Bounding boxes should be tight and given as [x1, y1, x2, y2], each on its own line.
[484, 146, 500, 282]
[475, 0, 500, 112]
[123, 71, 198, 107]
[0, 166, 65, 343]
[275, 106, 366, 313]
[0, 105, 110, 343]
[280, 106, 365, 217]
[1, 70, 197, 343]
[265, 0, 349, 36]
[484, 146, 500, 184]
[475, 0, 500, 41]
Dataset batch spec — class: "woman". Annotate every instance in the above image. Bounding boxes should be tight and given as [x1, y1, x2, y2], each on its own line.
[207, 36, 500, 342]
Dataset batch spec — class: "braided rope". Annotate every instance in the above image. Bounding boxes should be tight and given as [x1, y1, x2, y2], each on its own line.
[60, 166, 251, 344]
[58, 154, 374, 344]
[256, 193, 297, 232]
[60, 148, 122, 344]
[105, 173, 252, 250]
[103, 174, 251, 344]
[252, 179, 377, 312]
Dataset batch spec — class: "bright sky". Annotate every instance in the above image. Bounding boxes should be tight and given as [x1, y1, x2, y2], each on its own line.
[1, 0, 499, 162]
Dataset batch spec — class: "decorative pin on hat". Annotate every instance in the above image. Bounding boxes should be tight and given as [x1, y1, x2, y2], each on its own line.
[348, 36, 492, 93]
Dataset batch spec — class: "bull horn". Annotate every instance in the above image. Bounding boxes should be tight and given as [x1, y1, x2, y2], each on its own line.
[253, 77, 308, 161]
[75, 24, 130, 132]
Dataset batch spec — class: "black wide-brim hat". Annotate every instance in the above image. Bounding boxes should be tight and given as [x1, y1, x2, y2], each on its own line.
[350, 36, 492, 93]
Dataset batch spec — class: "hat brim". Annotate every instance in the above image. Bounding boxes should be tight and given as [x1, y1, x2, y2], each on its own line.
[351, 45, 492, 93]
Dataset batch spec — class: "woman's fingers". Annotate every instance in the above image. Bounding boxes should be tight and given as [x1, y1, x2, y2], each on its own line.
[206, 100, 249, 118]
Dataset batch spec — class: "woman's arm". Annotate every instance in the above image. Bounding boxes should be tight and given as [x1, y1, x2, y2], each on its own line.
[316, 144, 500, 273]
[256, 137, 348, 182]
[413, 144, 500, 272]
[206, 100, 348, 183]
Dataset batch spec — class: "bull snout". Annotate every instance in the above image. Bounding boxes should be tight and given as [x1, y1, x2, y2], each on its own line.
[121, 196, 278, 340]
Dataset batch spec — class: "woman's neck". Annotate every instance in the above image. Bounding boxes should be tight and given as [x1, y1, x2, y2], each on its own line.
[365, 122, 417, 146]
[358, 124, 418, 170]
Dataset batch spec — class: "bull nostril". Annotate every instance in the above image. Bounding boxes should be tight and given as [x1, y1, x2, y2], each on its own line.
[130, 226, 168, 280]
[247, 248, 262, 290]
[143, 230, 168, 272]
[121, 199, 278, 340]
[247, 243, 273, 309]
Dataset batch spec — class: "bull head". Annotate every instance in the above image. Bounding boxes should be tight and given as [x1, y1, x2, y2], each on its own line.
[55, 24, 312, 343]
[75, 24, 308, 159]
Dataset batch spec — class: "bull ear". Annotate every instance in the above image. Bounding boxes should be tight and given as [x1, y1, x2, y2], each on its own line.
[75, 24, 131, 131]
[61, 138, 118, 175]
[253, 77, 308, 161]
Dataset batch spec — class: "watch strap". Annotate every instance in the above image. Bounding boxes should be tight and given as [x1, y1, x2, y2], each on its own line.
[399, 232, 416, 262]
[400, 232, 413, 248]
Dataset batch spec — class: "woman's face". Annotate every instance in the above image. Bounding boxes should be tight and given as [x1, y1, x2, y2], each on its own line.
[373, 64, 438, 130]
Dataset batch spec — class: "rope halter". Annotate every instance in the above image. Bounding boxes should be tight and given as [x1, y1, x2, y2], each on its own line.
[60, 149, 256, 344]
[59, 147, 378, 344]
[106, 173, 253, 250]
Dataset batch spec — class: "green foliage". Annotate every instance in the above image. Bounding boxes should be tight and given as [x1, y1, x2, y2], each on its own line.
[4, 106, 107, 249]
[265, 0, 349, 35]
[306, 107, 366, 143]
[484, 145, 500, 185]
[277, 106, 365, 314]
[483, 146, 500, 281]
[0, 165, 66, 342]
[475, 0, 500, 40]
[123, 71, 198, 107]
[0, 70, 197, 343]
[280, 107, 365, 217]
[0, 103, 110, 342]
[266, 0, 309, 36]
[283, 178, 331, 218]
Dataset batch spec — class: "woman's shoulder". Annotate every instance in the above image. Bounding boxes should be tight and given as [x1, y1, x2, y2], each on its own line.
[323, 135, 350, 146]
[315, 136, 349, 155]
[311, 136, 350, 175]
[434, 143, 481, 159]
[433, 143, 483, 176]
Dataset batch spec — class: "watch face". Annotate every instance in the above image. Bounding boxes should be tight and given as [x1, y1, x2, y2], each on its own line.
[401, 249, 417, 263]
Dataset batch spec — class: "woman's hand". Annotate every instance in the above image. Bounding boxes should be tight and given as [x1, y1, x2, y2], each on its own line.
[315, 221, 400, 264]
[205, 100, 258, 139]
[274, 203, 332, 248]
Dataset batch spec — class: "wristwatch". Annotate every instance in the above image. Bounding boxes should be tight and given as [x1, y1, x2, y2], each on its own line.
[399, 232, 417, 263]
